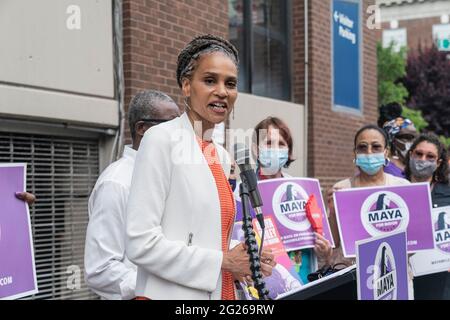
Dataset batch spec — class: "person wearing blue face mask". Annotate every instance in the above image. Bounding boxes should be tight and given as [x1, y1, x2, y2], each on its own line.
[253, 117, 332, 284]
[326, 124, 414, 297]
[253, 117, 292, 179]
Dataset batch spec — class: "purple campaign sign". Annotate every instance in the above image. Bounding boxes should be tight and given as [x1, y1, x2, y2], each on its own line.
[0, 164, 38, 300]
[235, 178, 335, 251]
[356, 231, 409, 300]
[334, 183, 434, 257]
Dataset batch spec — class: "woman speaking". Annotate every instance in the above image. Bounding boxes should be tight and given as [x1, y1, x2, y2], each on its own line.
[125, 35, 275, 300]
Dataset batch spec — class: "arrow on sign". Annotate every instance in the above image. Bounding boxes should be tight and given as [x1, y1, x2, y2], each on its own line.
[334, 11, 339, 22]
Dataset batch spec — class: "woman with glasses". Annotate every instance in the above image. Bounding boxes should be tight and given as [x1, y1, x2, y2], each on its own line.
[405, 133, 450, 300]
[405, 133, 450, 202]
[326, 125, 414, 297]
[327, 124, 410, 266]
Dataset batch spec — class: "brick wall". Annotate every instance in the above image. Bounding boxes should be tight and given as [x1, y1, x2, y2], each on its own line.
[122, 0, 229, 144]
[376, 16, 441, 52]
[122, 0, 379, 192]
[293, 0, 378, 191]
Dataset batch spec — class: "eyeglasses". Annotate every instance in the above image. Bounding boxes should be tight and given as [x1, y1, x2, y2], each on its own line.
[138, 119, 171, 124]
[355, 143, 385, 154]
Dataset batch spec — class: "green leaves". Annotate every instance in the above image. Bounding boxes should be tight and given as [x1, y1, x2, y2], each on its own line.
[401, 106, 428, 132]
[378, 41, 450, 147]
[377, 42, 409, 106]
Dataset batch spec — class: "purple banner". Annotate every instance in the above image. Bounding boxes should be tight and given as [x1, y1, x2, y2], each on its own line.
[0, 164, 38, 300]
[334, 183, 434, 257]
[235, 178, 335, 251]
[356, 231, 409, 300]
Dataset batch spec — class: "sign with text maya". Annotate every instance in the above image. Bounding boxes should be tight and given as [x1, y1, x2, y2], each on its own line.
[356, 231, 409, 300]
[334, 183, 434, 257]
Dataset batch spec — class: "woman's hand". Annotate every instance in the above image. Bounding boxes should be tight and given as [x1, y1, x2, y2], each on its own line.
[260, 248, 276, 277]
[238, 248, 276, 284]
[15, 192, 36, 205]
[260, 248, 276, 266]
[224, 244, 277, 283]
[314, 232, 332, 264]
[222, 243, 251, 280]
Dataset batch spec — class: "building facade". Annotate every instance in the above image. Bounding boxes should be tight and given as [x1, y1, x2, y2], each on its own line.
[1, 0, 379, 299]
[0, 0, 118, 299]
[377, 0, 450, 52]
[123, 0, 379, 189]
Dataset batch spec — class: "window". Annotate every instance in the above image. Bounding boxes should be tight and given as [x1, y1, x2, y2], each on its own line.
[0, 132, 99, 300]
[229, 0, 291, 101]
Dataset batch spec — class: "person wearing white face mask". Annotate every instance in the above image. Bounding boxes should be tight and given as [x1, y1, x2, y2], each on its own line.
[253, 117, 333, 284]
[378, 103, 418, 179]
[404, 133, 450, 300]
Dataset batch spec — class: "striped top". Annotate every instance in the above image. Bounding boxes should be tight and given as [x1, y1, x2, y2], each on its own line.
[197, 138, 235, 300]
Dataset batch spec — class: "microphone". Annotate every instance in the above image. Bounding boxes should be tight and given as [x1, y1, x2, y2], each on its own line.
[233, 143, 270, 300]
[234, 143, 265, 229]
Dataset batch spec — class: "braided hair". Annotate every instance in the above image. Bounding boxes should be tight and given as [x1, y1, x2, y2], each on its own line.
[176, 34, 239, 88]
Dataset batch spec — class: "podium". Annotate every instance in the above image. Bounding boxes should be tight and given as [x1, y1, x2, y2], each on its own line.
[280, 265, 357, 300]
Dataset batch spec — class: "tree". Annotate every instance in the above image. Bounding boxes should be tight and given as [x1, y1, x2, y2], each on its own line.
[401, 107, 428, 132]
[403, 45, 450, 138]
[377, 42, 409, 106]
[377, 42, 429, 132]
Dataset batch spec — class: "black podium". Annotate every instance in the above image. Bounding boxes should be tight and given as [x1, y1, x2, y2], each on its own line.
[280, 265, 357, 300]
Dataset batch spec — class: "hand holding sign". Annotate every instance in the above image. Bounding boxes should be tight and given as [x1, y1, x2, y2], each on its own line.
[306, 194, 333, 262]
[314, 232, 332, 264]
[334, 183, 435, 257]
[0, 163, 38, 299]
[15, 192, 36, 205]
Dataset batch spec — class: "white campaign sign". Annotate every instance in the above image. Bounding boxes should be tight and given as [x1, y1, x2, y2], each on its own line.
[410, 205, 450, 276]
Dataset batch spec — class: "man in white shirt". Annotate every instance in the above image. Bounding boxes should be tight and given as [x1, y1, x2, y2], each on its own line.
[84, 90, 181, 299]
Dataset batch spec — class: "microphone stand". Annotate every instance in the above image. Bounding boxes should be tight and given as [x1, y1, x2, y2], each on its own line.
[239, 180, 270, 300]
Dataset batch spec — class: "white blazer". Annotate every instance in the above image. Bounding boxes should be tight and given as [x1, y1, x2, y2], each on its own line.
[125, 113, 233, 300]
